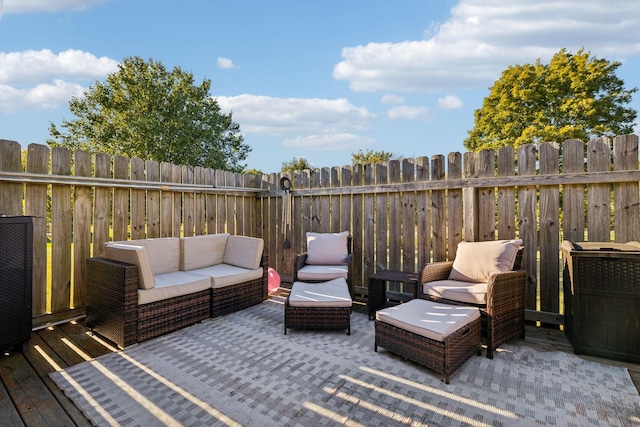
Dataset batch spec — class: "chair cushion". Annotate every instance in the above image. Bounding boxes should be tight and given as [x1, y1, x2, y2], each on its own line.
[296, 264, 349, 281]
[305, 231, 349, 265]
[104, 243, 156, 290]
[289, 278, 352, 308]
[376, 299, 480, 342]
[180, 233, 229, 271]
[449, 239, 522, 283]
[422, 279, 488, 305]
[193, 264, 264, 289]
[138, 271, 211, 305]
[222, 235, 264, 270]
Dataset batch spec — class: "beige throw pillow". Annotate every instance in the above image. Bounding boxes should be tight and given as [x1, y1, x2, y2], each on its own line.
[448, 239, 522, 283]
[305, 231, 349, 265]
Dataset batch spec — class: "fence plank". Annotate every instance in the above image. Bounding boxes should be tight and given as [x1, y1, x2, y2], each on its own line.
[112, 156, 129, 241]
[402, 159, 416, 273]
[25, 143, 49, 315]
[182, 166, 195, 237]
[160, 162, 173, 238]
[93, 154, 111, 257]
[352, 164, 364, 292]
[431, 155, 446, 261]
[172, 165, 182, 237]
[388, 161, 401, 270]
[539, 142, 560, 315]
[478, 149, 495, 241]
[375, 163, 388, 272]
[216, 170, 226, 233]
[613, 134, 639, 242]
[561, 140, 585, 243]
[320, 167, 330, 233]
[416, 156, 430, 267]
[587, 137, 611, 241]
[330, 167, 341, 233]
[194, 167, 206, 236]
[205, 168, 216, 235]
[463, 152, 478, 242]
[130, 158, 146, 240]
[363, 164, 376, 283]
[72, 150, 92, 308]
[0, 140, 22, 216]
[50, 147, 72, 312]
[146, 160, 160, 238]
[447, 153, 463, 259]
[518, 144, 538, 311]
[497, 147, 516, 240]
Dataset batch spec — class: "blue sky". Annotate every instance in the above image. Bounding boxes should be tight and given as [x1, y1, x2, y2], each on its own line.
[1, 0, 639, 173]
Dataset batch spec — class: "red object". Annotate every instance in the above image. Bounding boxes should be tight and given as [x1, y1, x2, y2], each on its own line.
[268, 267, 281, 294]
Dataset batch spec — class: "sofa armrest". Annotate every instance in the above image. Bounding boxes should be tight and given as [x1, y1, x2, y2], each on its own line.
[485, 270, 527, 316]
[86, 257, 139, 348]
[293, 253, 309, 282]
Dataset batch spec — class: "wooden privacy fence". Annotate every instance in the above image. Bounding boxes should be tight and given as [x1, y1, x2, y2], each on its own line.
[0, 134, 639, 327]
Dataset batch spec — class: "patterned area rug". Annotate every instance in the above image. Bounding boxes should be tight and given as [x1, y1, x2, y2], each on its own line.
[51, 296, 640, 427]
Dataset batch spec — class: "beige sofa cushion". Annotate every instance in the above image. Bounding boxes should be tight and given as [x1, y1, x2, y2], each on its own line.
[449, 239, 522, 283]
[222, 235, 264, 270]
[194, 264, 263, 289]
[376, 299, 480, 342]
[104, 243, 156, 290]
[422, 279, 488, 305]
[296, 264, 349, 281]
[288, 278, 352, 308]
[180, 233, 229, 271]
[138, 271, 211, 305]
[128, 237, 180, 275]
[305, 231, 349, 265]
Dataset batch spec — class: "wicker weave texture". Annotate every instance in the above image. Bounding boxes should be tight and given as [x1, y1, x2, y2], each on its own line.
[284, 299, 351, 335]
[374, 316, 481, 384]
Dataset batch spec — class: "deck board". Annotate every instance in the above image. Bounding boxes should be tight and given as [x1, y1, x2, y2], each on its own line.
[1, 310, 639, 426]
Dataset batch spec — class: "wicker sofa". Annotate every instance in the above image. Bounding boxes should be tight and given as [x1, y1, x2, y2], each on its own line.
[86, 234, 268, 349]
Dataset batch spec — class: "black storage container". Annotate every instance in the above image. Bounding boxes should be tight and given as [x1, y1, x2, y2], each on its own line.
[0, 216, 34, 352]
[560, 240, 640, 363]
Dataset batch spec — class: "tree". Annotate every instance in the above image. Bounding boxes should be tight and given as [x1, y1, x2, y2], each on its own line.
[464, 49, 637, 152]
[281, 157, 312, 172]
[48, 56, 250, 172]
[351, 149, 398, 165]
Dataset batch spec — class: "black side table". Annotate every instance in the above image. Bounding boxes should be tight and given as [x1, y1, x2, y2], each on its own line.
[368, 270, 419, 320]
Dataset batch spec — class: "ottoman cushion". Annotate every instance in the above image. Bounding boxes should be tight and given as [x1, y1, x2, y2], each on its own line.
[289, 278, 352, 308]
[376, 299, 480, 342]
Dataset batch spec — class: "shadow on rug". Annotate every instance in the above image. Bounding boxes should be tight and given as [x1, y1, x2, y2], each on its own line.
[51, 297, 640, 427]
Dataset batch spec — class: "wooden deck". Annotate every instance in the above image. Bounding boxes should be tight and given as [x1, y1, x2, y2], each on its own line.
[2, 303, 639, 427]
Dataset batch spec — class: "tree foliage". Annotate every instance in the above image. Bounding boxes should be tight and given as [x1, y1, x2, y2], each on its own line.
[48, 56, 250, 172]
[351, 149, 398, 165]
[281, 157, 312, 173]
[464, 49, 637, 152]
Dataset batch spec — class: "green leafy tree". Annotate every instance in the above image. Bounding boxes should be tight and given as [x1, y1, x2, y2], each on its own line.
[351, 149, 398, 165]
[281, 157, 312, 172]
[48, 56, 250, 172]
[464, 48, 637, 152]
[243, 167, 264, 176]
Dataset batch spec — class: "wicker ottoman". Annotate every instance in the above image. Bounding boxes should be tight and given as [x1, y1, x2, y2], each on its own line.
[375, 299, 481, 384]
[285, 278, 352, 335]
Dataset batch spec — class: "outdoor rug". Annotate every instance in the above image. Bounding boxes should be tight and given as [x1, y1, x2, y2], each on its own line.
[51, 296, 640, 427]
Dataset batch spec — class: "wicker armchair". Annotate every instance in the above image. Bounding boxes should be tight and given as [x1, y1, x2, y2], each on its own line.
[418, 240, 526, 359]
[293, 231, 353, 296]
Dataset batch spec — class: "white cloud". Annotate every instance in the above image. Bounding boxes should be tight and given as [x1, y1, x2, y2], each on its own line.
[2, 0, 106, 14]
[438, 95, 463, 110]
[217, 57, 235, 69]
[387, 105, 431, 120]
[381, 94, 405, 105]
[216, 94, 376, 136]
[0, 80, 84, 112]
[0, 49, 118, 111]
[0, 49, 118, 85]
[282, 133, 375, 151]
[333, 0, 640, 93]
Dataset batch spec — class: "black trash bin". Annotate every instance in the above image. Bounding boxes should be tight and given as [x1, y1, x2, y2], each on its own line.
[560, 240, 640, 363]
